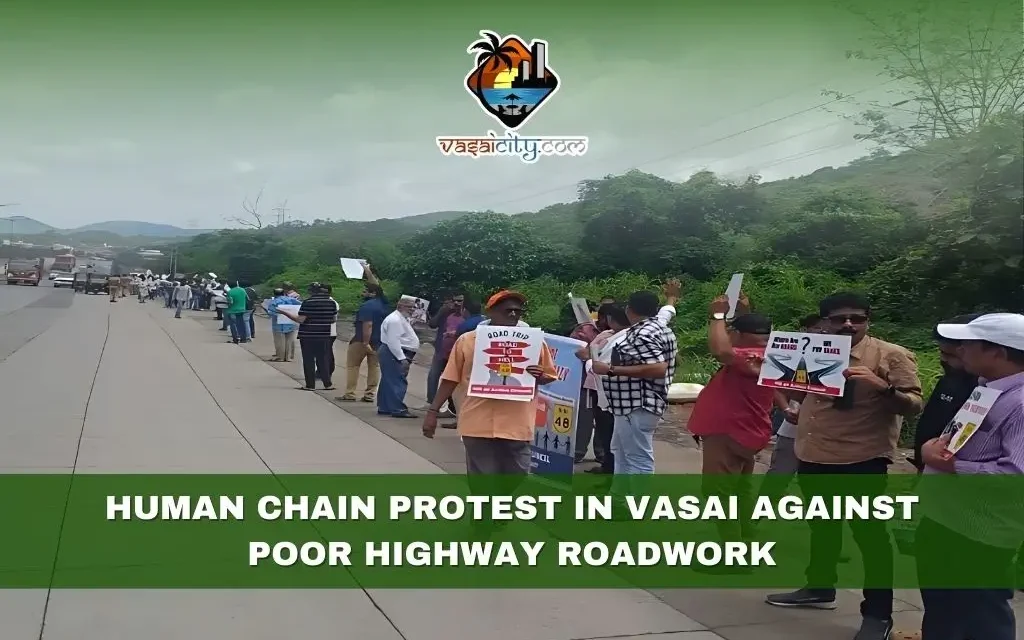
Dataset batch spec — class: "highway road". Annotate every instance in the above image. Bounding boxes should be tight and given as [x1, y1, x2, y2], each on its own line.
[0, 278, 77, 363]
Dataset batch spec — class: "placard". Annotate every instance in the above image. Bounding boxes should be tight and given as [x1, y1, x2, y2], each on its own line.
[724, 273, 744, 319]
[567, 293, 593, 326]
[468, 326, 544, 401]
[532, 334, 587, 476]
[400, 295, 430, 325]
[757, 331, 851, 397]
[274, 304, 300, 330]
[941, 386, 1004, 458]
[339, 258, 366, 279]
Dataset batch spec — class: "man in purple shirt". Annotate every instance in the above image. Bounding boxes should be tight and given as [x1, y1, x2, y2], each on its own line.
[917, 312, 1024, 640]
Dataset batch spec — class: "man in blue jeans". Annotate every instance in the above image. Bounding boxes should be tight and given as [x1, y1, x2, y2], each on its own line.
[590, 290, 678, 494]
[225, 282, 250, 344]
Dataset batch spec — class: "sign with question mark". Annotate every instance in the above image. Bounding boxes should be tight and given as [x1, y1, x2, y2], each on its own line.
[757, 331, 852, 397]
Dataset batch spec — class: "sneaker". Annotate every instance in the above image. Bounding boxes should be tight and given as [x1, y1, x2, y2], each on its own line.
[854, 616, 894, 640]
[764, 588, 837, 609]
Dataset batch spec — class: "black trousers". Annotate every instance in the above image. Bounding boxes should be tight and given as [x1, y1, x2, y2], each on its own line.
[916, 517, 1017, 640]
[299, 338, 332, 389]
[327, 337, 336, 376]
[798, 457, 895, 620]
[591, 391, 615, 473]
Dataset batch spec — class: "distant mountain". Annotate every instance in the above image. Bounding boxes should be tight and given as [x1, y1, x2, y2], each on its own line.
[0, 215, 56, 235]
[70, 221, 211, 237]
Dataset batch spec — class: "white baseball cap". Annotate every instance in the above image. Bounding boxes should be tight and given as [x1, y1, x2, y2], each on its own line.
[936, 313, 1024, 352]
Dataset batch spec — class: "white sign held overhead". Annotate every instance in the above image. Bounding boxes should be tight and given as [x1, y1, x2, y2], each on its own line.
[339, 258, 367, 279]
[724, 273, 744, 319]
[567, 293, 593, 325]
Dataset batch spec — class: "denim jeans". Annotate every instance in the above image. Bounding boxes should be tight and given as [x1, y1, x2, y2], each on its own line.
[246, 309, 255, 338]
[610, 409, 659, 496]
[377, 347, 410, 415]
[228, 312, 248, 342]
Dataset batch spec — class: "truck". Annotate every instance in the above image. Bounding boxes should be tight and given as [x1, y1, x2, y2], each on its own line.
[51, 254, 76, 275]
[74, 259, 113, 294]
[6, 258, 43, 286]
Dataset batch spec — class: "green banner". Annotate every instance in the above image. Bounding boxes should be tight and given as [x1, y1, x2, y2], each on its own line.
[2, 474, 1022, 588]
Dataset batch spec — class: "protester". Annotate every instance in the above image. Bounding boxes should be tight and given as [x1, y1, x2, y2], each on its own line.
[455, 297, 485, 339]
[422, 290, 557, 476]
[120, 274, 131, 299]
[108, 274, 121, 302]
[267, 288, 299, 362]
[282, 281, 301, 300]
[172, 280, 193, 319]
[909, 313, 985, 471]
[339, 264, 386, 403]
[377, 297, 421, 418]
[223, 281, 250, 344]
[765, 292, 923, 640]
[765, 314, 828, 477]
[189, 280, 203, 310]
[276, 282, 338, 391]
[589, 290, 678, 493]
[912, 312, 1024, 640]
[135, 275, 148, 303]
[577, 304, 630, 474]
[426, 293, 463, 418]
[241, 281, 259, 340]
[570, 306, 604, 465]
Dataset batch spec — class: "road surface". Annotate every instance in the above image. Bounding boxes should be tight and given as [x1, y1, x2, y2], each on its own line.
[0, 285, 1017, 639]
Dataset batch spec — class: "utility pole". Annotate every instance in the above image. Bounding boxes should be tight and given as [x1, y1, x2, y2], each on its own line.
[0, 203, 20, 245]
[273, 199, 290, 226]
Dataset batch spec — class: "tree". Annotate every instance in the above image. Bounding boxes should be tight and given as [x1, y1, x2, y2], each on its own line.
[395, 213, 552, 296]
[225, 189, 265, 230]
[829, 0, 1023, 150]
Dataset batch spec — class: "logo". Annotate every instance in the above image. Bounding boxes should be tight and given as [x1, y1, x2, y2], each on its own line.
[436, 30, 588, 163]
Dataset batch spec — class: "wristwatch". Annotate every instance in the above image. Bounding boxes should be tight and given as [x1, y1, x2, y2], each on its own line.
[711, 312, 726, 321]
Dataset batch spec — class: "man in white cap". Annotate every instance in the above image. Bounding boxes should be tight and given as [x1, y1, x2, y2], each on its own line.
[916, 312, 1024, 640]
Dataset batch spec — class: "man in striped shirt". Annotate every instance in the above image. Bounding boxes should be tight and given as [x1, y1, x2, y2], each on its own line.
[276, 283, 339, 391]
[916, 312, 1024, 640]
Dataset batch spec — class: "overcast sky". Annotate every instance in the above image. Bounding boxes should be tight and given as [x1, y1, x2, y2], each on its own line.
[0, 1, 907, 229]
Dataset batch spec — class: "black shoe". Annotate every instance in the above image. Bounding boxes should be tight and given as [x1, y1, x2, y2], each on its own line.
[573, 453, 585, 464]
[854, 616, 893, 640]
[764, 588, 837, 609]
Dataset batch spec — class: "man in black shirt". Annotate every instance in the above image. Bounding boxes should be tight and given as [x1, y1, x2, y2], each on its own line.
[276, 283, 338, 391]
[910, 313, 983, 471]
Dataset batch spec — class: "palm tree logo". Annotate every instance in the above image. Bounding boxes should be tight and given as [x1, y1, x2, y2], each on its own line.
[463, 30, 561, 131]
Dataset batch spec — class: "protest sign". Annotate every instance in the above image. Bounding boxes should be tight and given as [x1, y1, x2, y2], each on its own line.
[941, 387, 1004, 457]
[758, 331, 851, 397]
[567, 294, 593, 325]
[532, 334, 586, 475]
[724, 273, 744, 319]
[275, 304, 300, 330]
[339, 258, 366, 279]
[468, 326, 544, 401]
[400, 295, 430, 324]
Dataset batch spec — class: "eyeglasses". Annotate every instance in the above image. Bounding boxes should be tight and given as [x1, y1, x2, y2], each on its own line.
[828, 314, 869, 325]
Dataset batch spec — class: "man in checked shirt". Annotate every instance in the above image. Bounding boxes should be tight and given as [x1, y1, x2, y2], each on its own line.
[589, 290, 678, 492]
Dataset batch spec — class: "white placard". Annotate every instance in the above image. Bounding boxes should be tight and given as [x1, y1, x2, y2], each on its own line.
[941, 386, 1005, 457]
[567, 293, 593, 325]
[468, 325, 544, 402]
[757, 331, 851, 397]
[274, 304, 300, 329]
[400, 295, 430, 324]
[339, 257, 366, 279]
[724, 273, 744, 319]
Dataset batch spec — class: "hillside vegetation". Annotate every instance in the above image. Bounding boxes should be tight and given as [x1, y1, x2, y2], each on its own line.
[173, 115, 1021, 406]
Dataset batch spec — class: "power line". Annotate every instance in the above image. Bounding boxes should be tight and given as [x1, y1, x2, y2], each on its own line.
[475, 77, 898, 211]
